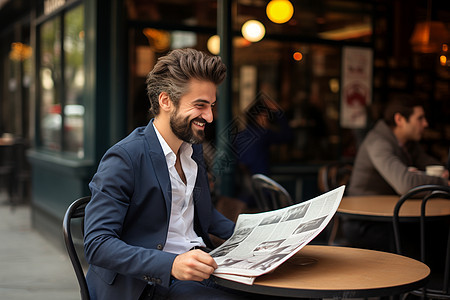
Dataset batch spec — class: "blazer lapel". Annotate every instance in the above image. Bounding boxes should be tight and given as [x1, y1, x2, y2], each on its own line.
[144, 120, 172, 216]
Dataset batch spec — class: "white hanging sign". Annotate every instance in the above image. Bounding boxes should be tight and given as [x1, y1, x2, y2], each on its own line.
[340, 46, 373, 129]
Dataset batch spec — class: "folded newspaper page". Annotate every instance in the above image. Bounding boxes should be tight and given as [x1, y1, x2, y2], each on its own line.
[211, 185, 345, 285]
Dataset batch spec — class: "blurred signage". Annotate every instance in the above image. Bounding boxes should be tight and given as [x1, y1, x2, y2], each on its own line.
[44, 0, 66, 15]
[340, 46, 373, 129]
[9, 42, 32, 61]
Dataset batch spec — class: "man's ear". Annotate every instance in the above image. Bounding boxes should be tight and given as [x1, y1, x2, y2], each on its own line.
[158, 92, 172, 112]
[394, 112, 405, 127]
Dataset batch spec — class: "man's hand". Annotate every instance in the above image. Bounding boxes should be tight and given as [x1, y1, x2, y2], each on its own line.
[171, 250, 218, 281]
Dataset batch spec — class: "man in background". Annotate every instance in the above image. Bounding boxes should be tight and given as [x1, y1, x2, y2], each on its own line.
[348, 96, 449, 196]
[343, 96, 448, 252]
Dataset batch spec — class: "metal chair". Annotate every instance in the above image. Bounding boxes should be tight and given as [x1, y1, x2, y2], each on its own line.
[251, 174, 294, 211]
[393, 184, 450, 299]
[317, 162, 353, 193]
[62, 196, 91, 300]
[317, 162, 352, 245]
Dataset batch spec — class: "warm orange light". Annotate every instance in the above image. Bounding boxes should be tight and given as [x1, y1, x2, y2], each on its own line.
[143, 28, 170, 52]
[440, 55, 447, 66]
[9, 42, 32, 61]
[410, 21, 450, 53]
[293, 51, 303, 61]
[266, 0, 294, 24]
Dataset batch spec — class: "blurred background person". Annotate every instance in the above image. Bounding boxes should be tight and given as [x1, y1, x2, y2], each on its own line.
[233, 96, 293, 208]
[343, 95, 449, 253]
[348, 95, 449, 196]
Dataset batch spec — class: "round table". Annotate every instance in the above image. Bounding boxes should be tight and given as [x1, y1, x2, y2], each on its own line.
[213, 245, 430, 298]
[337, 195, 450, 221]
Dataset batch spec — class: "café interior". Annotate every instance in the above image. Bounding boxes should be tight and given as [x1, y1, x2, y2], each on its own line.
[1, 0, 450, 298]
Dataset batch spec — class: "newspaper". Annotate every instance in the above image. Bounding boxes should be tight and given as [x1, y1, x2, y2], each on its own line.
[211, 185, 345, 285]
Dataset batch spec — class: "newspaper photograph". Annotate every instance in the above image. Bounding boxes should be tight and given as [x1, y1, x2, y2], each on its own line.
[211, 185, 345, 284]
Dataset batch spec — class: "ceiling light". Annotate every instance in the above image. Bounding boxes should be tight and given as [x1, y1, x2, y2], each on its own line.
[266, 0, 294, 24]
[410, 0, 450, 53]
[207, 35, 220, 55]
[241, 20, 265, 42]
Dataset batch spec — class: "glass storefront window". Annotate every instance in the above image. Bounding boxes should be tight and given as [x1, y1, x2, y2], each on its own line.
[126, 0, 373, 43]
[38, 4, 84, 157]
[39, 17, 62, 151]
[232, 40, 342, 163]
[128, 26, 343, 163]
[126, 0, 218, 28]
[126, 0, 375, 165]
[64, 5, 85, 157]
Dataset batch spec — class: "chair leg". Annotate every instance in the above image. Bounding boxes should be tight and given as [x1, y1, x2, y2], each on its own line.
[328, 216, 340, 245]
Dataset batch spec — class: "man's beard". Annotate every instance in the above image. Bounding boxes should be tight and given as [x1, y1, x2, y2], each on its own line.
[170, 111, 206, 144]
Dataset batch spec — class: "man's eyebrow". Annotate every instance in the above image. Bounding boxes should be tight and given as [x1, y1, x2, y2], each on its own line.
[194, 99, 216, 105]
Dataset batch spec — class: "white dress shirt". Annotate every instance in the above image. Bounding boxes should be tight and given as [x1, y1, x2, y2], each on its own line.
[153, 124, 206, 254]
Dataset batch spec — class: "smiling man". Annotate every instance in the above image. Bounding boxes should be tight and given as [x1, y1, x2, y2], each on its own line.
[84, 49, 245, 300]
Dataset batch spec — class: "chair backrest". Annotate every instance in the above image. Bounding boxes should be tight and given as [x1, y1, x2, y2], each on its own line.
[251, 174, 294, 211]
[317, 162, 353, 193]
[393, 184, 450, 299]
[62, 196, 91, 300]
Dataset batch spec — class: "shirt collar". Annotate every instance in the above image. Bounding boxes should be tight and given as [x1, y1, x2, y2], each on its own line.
[153, 124, 173, 157]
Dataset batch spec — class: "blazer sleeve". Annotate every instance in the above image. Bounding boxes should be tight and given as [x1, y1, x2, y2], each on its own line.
[84, 144, 176, 288]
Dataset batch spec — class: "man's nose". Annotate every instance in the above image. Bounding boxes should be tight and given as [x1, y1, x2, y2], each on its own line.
[202, 108, 214, 123]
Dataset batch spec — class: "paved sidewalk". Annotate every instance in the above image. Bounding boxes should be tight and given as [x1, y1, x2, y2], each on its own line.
[0, 201, 79, 300]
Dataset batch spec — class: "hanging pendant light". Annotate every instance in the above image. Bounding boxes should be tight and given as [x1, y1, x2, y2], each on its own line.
[266, 0, 294, 24]
[410, 0, 450, 53]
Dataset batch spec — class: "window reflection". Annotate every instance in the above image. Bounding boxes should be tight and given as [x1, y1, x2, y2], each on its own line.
[39, 4, 84, 157]
[126, 0, 373, 43]
[64, 5, 85, 157]
[126, 0, 375, 163]
[40, 17, 61, 151]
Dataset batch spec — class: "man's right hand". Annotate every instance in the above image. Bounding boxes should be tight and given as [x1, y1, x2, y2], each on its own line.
[171, 250, 218, 281]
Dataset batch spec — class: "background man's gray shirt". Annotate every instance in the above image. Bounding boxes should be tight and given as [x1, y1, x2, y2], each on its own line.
[348, 120, 446, 196]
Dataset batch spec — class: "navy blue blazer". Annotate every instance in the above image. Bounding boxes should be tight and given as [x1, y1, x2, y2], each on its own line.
[84, 120, 235, 300]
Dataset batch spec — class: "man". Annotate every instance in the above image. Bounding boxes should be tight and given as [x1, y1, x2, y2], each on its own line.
[348, 96, 449, 196]
[343, 96, 449, 252]
[84, 49, 242, 300]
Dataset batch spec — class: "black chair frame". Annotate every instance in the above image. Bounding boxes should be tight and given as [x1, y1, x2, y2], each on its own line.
[318, 162, 353, 193]
[63, 196, 91, 300]
[393, 184, 450, 299]
[251, 174, 294, 211]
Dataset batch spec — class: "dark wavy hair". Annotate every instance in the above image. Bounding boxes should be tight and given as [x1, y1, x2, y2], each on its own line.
[146, 48, 227, 116]
[383, 95, 424, 127]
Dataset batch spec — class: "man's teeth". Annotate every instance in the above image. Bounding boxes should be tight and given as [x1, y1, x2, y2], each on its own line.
[193, 121, 205, 127]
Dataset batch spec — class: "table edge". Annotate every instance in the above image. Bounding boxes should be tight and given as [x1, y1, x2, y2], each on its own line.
[213, 274, 429, 298]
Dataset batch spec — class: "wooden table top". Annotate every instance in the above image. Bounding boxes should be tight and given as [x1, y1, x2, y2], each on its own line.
[214, 245, 430, 298]
[337, 195, 450, 220]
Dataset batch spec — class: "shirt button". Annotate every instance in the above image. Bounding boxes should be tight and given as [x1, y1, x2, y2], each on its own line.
[156, 244, 163, 250]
